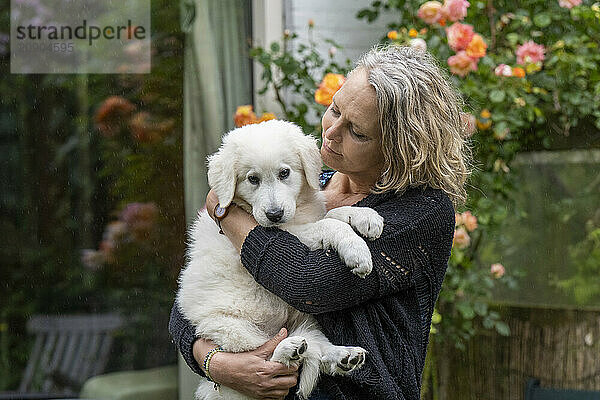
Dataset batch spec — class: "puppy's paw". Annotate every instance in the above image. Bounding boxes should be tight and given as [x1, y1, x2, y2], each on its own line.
[349, 208, 384, 240]
[322, 346, 366, 375]
[338, 237, 373, 278]
[270, 336, 308, 366]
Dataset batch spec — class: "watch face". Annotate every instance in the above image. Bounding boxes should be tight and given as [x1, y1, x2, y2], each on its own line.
[215, 205, 227, 219]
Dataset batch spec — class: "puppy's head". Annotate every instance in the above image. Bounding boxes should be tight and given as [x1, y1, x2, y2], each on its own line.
[207, 120, 321, 227]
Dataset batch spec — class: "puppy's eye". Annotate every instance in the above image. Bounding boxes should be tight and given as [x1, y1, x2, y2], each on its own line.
[248, 175, 260, 185]
[279, 168, 290, 180]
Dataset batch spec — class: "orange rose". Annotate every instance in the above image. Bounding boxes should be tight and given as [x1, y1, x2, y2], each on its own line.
[129, 112, 174, 143]
[234, 105, 258, 127]
[461, 211, 478, 232]
[409, 28, 418, 38]
[315, 73, 346, 106]
[512, 67, 526, 78]
[258, 112, 276, 123]
[387, 30, 398, 40]
[417, 1, 444, 24]
[465, 33, 487, 59]
[95, 96, 137, 138]
[453, 227, 471, 249]
[447, 50, 478, 77]
[455, 212, 463, 226]
[477, 109, 492, 130]
[446, 22, 474, 51]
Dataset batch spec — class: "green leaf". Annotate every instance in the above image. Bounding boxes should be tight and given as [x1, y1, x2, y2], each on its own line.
[270, 42, 280, 53]
[474, 302, 488, 316]
[489, 90, 506, 103]
[456, 302, 475, 319]
[533, 14, 551, 28]
[506, 33, 519, 46]
[495, 321, 511, 336]
[482, 317, 494, 329]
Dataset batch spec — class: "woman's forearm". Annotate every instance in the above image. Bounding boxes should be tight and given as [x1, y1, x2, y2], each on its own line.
[192, 337, 219, 374]
[205, 190, 257, 252]
[219, 205, 258, 252]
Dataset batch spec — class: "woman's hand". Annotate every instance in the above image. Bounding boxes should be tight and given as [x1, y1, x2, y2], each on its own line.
[194, 329, 299, 400]
[205, 189, 219, 220]
[204, 189, 258, 251]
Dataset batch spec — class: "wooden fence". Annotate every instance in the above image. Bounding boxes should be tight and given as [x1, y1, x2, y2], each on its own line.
[431, 304, 600, 400]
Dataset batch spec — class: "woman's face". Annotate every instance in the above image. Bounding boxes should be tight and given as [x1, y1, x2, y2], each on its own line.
[320, 68, 384, 179]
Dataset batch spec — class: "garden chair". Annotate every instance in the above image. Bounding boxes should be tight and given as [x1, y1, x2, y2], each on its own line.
[0, 313, 124, 399]
[525, 378, 600, 400]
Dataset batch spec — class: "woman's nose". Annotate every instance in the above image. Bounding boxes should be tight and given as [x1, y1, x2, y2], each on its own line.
[324, 120, 342, 142]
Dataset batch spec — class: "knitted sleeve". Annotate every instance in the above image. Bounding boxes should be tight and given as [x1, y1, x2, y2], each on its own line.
[168, 301, 205, 376]
[240, 194, 454, 314]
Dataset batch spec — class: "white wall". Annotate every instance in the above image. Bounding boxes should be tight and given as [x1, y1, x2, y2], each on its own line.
[284, 0, 399, 66]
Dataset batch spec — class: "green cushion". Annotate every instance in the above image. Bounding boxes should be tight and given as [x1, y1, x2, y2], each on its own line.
[80, 365, 178, 400]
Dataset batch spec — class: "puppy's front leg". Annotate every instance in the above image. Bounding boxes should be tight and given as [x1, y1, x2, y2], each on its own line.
[291, 219, 373, 278]
[325, 206, 384, 240]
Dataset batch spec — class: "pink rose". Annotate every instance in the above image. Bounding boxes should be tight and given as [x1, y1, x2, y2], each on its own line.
[460, 112, 477, 137]
[461, 211, 478, 232]
[453, 227, 471, 249]
[120, 202, 159, 240]
[516, 41, 545, 65]
[418, 1, 444, 25]
[441, 0, 470, 22]
[80, 249, 106, 271]
[455, 212, 463, 226]
[491, 263, 506, 278]
[494, 64, 513, 77]
[448, 51, 478, 77]
[446, 22, 474, 51]
[558, 0, 581, 8]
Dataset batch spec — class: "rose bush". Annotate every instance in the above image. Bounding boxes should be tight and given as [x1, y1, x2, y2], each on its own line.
[357, 0, 599, 337]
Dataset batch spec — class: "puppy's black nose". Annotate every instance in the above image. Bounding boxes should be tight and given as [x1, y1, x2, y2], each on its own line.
[266, 208, 284, 222]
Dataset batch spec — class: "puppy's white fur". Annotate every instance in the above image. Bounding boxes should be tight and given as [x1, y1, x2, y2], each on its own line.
[177, 120, 383, 400]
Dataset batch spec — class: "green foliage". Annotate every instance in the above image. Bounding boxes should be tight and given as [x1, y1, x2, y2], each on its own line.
[355, 0, 600, 354]
[554, 222, 600, 305]
[249, 28, 352, 136]
[0, 0, 184, 389]
[357, 0, 600, 142]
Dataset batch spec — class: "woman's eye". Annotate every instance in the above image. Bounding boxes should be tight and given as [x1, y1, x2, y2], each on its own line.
[330, 106, 340, 116]
[248, 175, 260, 185]
[350, 128, 368, 141]
[279, 168, 290, 180]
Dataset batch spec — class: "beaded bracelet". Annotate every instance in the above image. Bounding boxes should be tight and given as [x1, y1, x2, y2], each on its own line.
[203, 345, 224, 390]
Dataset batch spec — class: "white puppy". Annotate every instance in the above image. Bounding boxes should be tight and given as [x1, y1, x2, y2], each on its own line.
[177, 120, 384, 400]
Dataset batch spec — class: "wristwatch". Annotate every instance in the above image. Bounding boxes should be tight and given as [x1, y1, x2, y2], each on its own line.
[213, 203, 231, 234]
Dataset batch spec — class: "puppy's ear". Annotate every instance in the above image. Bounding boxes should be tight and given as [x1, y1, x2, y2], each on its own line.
[207, 141, 237, 207]
[294, 132, 322, 190]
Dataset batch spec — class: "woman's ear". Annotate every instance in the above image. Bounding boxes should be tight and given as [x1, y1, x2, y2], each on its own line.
[207, 140, 237, 208]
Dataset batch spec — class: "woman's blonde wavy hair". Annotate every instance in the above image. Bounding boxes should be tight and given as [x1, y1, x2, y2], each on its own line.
[355, 44, 472, 206]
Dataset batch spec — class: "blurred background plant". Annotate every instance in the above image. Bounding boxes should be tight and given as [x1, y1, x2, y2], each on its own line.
[0, 0, 183, 389]
[352, 1, 599, 395]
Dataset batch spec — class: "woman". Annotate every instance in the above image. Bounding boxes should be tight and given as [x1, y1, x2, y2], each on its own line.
[169, 44, 471, 399]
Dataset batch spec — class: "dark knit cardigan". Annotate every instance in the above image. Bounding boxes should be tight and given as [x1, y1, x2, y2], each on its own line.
[169, 171, 455, 400]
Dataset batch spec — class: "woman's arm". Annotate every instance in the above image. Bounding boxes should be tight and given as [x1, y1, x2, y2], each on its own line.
[168, 303, 298, 399]
[206, 189, 454, 315]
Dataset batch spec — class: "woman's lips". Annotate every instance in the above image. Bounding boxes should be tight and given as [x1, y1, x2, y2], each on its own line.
[323, 141, 342, 156]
